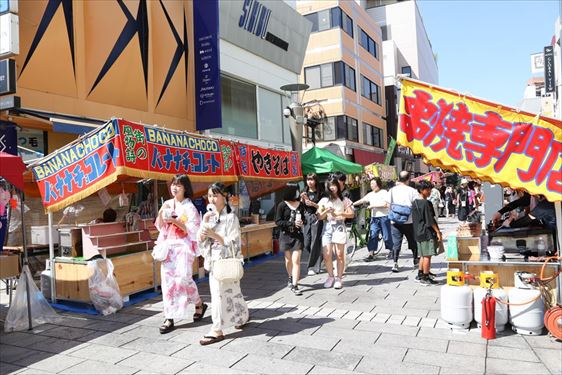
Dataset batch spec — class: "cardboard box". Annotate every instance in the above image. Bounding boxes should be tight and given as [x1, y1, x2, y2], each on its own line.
[0, 254, 20, 278]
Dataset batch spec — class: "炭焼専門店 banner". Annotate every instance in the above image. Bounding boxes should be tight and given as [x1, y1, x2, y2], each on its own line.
[397, 78, 561, 202]
[32, 119, 238, 212]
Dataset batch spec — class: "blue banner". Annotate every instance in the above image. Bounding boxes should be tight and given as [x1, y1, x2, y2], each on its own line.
[193, 0, 222, 131]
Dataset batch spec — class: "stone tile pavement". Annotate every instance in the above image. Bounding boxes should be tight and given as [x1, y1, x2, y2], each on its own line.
[1, 218, 560, 374]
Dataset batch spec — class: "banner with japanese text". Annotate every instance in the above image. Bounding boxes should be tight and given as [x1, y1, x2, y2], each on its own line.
[32, 119, 238, 212]
[397, 78, 562, 202]
[233, 143, 302, 198]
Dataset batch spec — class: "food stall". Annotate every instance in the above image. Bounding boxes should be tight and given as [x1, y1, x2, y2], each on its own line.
[232, 142, 302, 259]
[28, 118, 301, 304]
[397, 78, 561, 297]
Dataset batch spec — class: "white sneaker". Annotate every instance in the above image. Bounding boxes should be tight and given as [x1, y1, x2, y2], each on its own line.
[307, 269, 317, 276]
[323, 276, 335, 288]
[334, 277, 342, 289]
[391, 263, 399, 273]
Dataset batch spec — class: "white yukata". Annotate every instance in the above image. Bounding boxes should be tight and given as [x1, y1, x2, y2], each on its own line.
[155, 198, 201, 319]
[198, 208, 249, 332]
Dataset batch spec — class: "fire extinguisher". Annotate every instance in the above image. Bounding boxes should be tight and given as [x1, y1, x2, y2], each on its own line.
[481, 290, 496, 340]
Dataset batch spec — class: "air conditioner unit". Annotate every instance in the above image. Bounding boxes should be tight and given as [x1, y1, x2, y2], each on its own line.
[345, 147, 353, 156]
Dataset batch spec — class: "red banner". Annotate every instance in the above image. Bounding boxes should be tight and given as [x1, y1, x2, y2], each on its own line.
[233, 143, 302, 181]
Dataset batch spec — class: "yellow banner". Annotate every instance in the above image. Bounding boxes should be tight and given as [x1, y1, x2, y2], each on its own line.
[398, 79, 562, 202]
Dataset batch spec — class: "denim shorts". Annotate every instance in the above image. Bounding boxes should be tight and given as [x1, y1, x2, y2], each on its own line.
[321, 221, 344, 248]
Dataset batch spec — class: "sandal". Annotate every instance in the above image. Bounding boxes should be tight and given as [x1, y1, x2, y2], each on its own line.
[159, 319, 175, 334]
[199, 335, 225, 346]
[193, 303, 208, 322]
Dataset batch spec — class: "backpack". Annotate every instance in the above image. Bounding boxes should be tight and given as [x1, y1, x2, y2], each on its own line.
[388, 188, 412, 224]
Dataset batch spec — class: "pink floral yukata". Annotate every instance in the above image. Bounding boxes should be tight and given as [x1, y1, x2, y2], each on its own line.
[155, 198, 201, 319]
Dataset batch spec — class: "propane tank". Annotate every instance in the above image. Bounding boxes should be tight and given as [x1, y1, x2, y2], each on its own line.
[481, 293, 496, 339]
[440, 269, 473, 329]
[474, 272, 509, 332]
[509, 272, 544, 335]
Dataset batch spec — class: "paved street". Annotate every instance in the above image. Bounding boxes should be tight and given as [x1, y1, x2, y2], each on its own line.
[1, 218, 561, 375]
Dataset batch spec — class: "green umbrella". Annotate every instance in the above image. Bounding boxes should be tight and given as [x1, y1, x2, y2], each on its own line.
[301, 147, 363, 175]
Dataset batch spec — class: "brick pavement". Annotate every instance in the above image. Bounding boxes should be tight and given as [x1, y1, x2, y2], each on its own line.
[1, 218, 560, 374]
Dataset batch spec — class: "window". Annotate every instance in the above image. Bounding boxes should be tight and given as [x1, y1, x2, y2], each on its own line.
[304, 66, 321, 89]
[342, 12, 353, 37]
[361, 75, 380, 105]
[332, 115, 358, 141]
[359, 28, 377, 59]
[215, 75, 258, 139]
[258, 87, 284, 143]
[304, 7, 353, 38]
[305, 61, 355, 92]
[364, 123, 383, 148]
[344, 64, 356, 91]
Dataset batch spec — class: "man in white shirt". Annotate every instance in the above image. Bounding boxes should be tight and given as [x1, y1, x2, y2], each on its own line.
[353, 177, 393, 262]
[388, 171, 419, 272]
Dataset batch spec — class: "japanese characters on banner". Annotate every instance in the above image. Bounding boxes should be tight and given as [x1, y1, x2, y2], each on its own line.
[31, 119, 302, 212]
[397, 78, 562, 202]
[233, 143, 301, 181]
[32, 119, 238, 212]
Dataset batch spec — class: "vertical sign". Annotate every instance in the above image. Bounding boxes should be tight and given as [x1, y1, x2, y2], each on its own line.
[544, 46, 555, 94]
[193, 0, 222, 131]
[384, 137, 396, 165]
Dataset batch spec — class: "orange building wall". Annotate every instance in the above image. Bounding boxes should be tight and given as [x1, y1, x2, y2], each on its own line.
[10, 0, 195, 132]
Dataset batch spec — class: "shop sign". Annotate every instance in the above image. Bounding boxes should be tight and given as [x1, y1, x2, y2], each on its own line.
[0, 58, 16, 95]
[0, 13, 19, 57]
[0, 94, 19, 110]
[384, 137, 396, 165]
[398, 78, 562, 202]
[530, 52, 543, 74]
[233, 142, 301, 181]
[220, 0, 311, 74]
[543, 46, 555, 93]
[0, 120, 17, 154]
[193, 0, 221, 131]
[31, 119, 239, 212]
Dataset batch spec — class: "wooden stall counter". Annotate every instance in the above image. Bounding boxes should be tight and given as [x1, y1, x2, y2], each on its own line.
[240, 222, 276, 259]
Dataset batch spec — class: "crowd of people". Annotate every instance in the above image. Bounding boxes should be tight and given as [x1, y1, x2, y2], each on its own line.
[152, 171, 556, 346]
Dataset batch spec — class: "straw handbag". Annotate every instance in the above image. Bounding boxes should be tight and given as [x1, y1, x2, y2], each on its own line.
[213, 242, 244, 282]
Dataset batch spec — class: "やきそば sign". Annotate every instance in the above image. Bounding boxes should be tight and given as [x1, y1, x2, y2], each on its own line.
[397, 79, 561, 202]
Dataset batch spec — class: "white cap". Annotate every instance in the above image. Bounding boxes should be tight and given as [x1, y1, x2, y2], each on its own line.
[460, 178, 468, 184]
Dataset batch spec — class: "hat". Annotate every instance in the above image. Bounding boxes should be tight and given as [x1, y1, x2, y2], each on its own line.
[460, 178, 468, 185]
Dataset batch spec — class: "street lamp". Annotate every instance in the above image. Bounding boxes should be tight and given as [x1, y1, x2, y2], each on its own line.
[280, 83, 327, 153]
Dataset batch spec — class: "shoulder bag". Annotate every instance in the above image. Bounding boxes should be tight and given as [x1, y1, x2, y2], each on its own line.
[213, 242, 244, 282]
[388, 188, 412, 224]
[331, 224, 347, 244]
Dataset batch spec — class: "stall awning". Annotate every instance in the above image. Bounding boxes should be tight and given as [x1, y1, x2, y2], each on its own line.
[353, 148, 384, 165]
[398, 78, 562, 202]
[29, 119, 239, 212]
[301, 147, 363, 175]
[0, 151, 25, 190]
[50, 117, 102, 135]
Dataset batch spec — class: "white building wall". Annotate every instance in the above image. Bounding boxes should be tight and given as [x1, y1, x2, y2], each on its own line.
[366, 0, 438, 84]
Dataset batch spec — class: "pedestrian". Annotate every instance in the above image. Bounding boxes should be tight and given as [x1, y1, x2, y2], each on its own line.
[388, 171, 419, 272]
[456, 179, 471, 221]
[197, 182, 249, 345]
[428, 184, 441, 218]
[317, 175, 354, 289]
[444, 186, 455, 218]
[155, 174, 207, 334]
[301, 173, 324, 276]
[333, 171, 351, 199]
[352, 177, 393, 262]
[275, 183, 306, 295]
[412, 180, 441, 285]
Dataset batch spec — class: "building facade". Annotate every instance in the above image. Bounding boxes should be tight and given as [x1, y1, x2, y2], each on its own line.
[362, 0, 438, 175]
[296, 0, 387, 165]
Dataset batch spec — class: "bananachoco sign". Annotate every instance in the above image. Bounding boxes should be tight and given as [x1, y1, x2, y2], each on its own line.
[397, 79, 562, 202]
[32, 119, 300, 212]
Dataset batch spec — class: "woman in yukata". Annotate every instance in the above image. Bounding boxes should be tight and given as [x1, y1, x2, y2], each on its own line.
[155, 174, 207, 334]
[198, 182, 249, 345]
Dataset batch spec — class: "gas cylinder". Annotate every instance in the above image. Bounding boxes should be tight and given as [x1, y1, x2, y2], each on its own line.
[440, 269, 473, 329]
[508, 272, 544, 335]
[474, 272, 509, 332]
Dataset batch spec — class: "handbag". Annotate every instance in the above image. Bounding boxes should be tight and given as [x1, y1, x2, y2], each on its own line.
[151, 242, 169, 262]
[331, 224, 347, 244]
[213, 242, 244, 282]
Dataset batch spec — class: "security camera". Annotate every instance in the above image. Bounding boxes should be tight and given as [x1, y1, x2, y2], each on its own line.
[283, 107, 292, 118]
